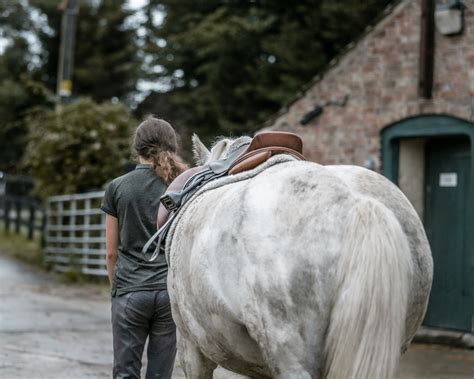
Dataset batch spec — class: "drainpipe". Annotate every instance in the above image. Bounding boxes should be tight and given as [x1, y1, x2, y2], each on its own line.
[418, 0, 435, 99]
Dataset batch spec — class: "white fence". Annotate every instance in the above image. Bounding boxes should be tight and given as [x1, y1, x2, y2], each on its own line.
[44, 191, 107, 276]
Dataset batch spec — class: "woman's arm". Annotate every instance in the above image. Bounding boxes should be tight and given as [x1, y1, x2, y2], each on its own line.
[105, 214, 119, 285]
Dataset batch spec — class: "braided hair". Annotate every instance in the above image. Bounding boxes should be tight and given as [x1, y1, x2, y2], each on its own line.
[133, 117, 188, 184]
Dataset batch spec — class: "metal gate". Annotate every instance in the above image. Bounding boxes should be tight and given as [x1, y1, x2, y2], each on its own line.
[44, 191, 106, 276]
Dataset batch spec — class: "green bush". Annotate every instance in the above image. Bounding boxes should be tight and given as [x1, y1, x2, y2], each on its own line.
[23, 98, 135, 198]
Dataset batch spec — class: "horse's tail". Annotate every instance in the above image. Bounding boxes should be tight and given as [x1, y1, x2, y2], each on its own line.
[324, 198, 413, 379]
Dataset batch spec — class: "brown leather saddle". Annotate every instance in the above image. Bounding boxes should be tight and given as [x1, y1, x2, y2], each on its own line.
[228, 131, 304, 175]
[143, 131, 305, 260]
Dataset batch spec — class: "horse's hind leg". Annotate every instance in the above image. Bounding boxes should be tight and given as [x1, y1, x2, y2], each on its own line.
[178, 332, 217, 379]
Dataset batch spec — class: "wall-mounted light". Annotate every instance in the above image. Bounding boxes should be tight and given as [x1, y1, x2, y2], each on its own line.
[300, 106, 323, 125]
[435, 0, 464, 35]
[300, 94, 349, 126]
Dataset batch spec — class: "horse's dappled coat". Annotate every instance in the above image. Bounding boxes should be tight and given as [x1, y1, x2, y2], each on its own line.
[165, 137, 433, 379]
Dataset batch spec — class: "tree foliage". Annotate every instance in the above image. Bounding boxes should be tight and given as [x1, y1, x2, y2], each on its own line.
[0, 38, 53, 173]
[23, 98, 135, 198]
[140, 0, 392, 142]
[0, 0, 395, 178]
[0, 0, 141, 172]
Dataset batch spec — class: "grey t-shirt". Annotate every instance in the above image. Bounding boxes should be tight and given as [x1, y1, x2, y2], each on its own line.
[101, 164, 168, 296]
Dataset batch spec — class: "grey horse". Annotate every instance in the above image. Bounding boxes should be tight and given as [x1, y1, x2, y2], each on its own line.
[165, 136, 433, 379]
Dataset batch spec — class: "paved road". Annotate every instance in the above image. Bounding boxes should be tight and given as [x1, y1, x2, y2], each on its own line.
[0, 254, 473, 379]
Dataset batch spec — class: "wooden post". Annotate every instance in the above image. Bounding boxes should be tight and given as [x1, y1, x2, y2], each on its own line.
[69, 199, 76, 270]
[15, 199, 21, 234]
[419, 0, 435, 99]
[84, 198, 91, 272]
[57, 0, 79, 102]
[56, 200, 63, 272]
[41, 210, 47, 249]
[4, 198, 10, 232]
[28, 204, 35, 240]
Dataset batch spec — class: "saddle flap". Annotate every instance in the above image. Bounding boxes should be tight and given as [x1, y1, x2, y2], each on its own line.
[228, 147, 304, 175]
[228, 150, 271, 175]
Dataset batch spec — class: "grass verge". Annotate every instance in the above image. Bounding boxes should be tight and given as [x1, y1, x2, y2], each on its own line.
[0, 222, 108, 285]
[0, 227, 43, 266]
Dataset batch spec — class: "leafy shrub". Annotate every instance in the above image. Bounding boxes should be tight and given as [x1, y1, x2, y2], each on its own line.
[24, 97, 135, 198]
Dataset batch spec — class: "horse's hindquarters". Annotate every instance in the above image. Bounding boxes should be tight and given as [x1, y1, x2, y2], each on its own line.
[168, 162, 433, 378]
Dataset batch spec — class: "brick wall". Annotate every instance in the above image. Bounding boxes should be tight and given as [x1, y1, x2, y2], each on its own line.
[266, 0, 474, 170]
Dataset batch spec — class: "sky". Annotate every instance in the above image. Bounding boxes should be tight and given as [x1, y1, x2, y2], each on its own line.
[129, 0, 147, 9]
[125, 0, 167, 99]
[0, 1, 153, 54]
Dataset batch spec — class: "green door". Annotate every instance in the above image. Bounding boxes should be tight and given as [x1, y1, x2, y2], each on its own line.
[423, 137, 471, 331]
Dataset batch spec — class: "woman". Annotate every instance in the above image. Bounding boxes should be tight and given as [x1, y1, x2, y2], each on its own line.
[101, 117, 187, 378]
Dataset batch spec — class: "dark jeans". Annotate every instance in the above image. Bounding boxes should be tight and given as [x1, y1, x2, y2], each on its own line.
[111, 290, 177, 379]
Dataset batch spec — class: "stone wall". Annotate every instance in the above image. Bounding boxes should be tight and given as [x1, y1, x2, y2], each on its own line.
[266, 0, 474, 170]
